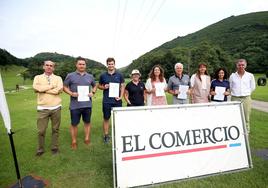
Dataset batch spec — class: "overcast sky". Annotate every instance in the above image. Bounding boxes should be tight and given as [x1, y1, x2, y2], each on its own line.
[0, 0, 268, 68]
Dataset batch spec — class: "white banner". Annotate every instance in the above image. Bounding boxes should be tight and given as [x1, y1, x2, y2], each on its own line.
[0, 73, 11, 133]
[112, 102, 252, 188]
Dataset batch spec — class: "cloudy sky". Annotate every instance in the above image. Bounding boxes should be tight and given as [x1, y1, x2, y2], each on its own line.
[0, 0, 267, 68]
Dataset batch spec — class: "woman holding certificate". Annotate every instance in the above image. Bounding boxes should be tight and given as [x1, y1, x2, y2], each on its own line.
[190, 63, 211, 103]
[210, 68, 230, 102]
[124, 69, 146, 106]
[145, 65, 167, 106]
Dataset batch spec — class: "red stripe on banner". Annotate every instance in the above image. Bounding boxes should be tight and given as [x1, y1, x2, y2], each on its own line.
[122, 145, 227, 161]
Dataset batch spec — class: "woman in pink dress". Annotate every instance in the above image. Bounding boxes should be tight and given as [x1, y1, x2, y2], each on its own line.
[145, 65, 167, 106]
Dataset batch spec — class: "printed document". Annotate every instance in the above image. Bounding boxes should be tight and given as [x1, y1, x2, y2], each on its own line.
[214, 86, 226, 101]
[177, 85, 189, 99]
[77, 86, 89, 102]
[109, 83, 120, 98]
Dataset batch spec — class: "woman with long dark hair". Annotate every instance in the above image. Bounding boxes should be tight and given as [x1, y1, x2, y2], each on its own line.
[210, 68, 230, 102]
[145, 65, 167, 105]
[190, 63, 211, 103]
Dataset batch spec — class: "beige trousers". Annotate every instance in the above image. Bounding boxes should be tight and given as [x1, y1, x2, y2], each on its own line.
[231, 96, 251, 133]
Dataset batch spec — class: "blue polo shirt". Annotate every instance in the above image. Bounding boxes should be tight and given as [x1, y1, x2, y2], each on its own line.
[64, 71, 96, 110]
[210, 79, 230, 102]
[99, 71, 124, 104]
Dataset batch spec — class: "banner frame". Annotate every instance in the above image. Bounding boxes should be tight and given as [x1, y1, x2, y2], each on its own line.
[112, 101, 253, 188]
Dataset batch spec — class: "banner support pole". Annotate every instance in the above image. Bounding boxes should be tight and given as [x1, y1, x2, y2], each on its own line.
[8, 131, 23, 188]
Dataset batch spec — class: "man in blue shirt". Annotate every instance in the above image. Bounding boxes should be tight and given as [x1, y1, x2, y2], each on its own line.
[98, 57, 124, 143]
[63, 57, 97, 149]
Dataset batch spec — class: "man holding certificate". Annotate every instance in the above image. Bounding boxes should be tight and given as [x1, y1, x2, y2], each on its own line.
[167, 63, 191, 104]
[98, 57, 124, 143]
[63, 57, 97, 149]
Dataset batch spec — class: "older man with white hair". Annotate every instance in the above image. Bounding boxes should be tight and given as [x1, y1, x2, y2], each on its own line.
[167, 62, 191, 104]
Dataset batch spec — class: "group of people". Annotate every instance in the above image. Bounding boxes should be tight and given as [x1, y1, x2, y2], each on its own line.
[32, 57, 255, 156]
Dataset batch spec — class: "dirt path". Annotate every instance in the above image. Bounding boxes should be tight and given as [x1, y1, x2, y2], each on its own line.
[252, 100, 268, 113]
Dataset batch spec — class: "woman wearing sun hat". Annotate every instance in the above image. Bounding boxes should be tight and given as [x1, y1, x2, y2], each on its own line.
[124, 69, 146, 106]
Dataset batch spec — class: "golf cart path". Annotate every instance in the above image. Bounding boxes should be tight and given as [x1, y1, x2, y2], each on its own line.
[252, 100, 268, 113]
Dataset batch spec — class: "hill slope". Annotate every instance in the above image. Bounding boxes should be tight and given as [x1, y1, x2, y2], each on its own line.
[0, 49, 27, 67]
[125, 11, 268, 78]
[27, 52, 106, 69]
[0, 49, 106, 79]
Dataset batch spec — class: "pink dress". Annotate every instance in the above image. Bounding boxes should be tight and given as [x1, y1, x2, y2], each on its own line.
[151, 81, 167, 105]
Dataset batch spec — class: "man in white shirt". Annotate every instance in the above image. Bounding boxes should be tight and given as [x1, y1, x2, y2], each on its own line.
[229, 59, 256, 133]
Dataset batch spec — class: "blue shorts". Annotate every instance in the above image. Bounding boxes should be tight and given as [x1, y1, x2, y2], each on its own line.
[102, 103, 122, 120]
[70, 108, 92, 126]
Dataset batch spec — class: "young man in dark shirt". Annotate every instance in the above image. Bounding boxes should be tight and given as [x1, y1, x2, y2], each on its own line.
[98, 57, 124, 143]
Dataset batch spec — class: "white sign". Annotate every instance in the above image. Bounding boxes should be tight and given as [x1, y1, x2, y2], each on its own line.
[177, 85, 189, 99]
[112, 102, 251, 188]
[109, 83, 120, 98]
[214, 86, 226, 101]
[154, 82, 165, 97]
[77, 86, 89, 102]
[0, 74, 11, 134]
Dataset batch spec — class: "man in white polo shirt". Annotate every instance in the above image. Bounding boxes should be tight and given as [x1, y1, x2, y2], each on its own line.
[229, 59, 255, 133]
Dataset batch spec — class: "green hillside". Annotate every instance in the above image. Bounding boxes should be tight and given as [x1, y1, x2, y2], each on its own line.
[27, 52, 106, 70]
[0, 49, 27, 67]
[0, 49, 106, 79]
[124, 11, 268, 79]
[25, 52, 106, 79]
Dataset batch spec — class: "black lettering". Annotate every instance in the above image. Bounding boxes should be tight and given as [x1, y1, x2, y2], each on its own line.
[212, 127, 223, 142]
[202, 128, 214, 144]
[175, 130, 192, 146]
[122, 135, 133, 153]
[134, 135, 146, 151]
[222, 126, 229, 141]
[162, 132, 175, 148]
[228, 126, 240, 140]
[192, 129, 202, 144]
[149, 133, 161, 149]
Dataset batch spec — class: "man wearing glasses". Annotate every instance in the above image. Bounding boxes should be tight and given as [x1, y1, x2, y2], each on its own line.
[229, 59, 256, 133]
[33, 60, 63, 156]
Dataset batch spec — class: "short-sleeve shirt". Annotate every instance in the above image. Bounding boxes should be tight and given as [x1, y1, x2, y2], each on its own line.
[125, 81, 145, 106]
[167, 74, 190, 104]
[99, 71, 124, 104]
[64, 72, 96, 110]
[210, 79, 230, 102]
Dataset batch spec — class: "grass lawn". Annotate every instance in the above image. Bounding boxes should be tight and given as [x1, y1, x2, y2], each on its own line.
[252, 74, 268, 102]
[0, 70, 268, 187]
[0, 65, 32, 92]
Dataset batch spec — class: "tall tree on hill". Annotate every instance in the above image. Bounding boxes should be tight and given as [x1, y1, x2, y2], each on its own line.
[189, 42, 233, 77]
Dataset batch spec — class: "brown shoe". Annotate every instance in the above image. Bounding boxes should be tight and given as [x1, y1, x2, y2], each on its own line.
[51, 148, 59, 155]
[36, 150, 44, 156]
[71, 142, 77, 150]
[84, 139, 90, 145]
